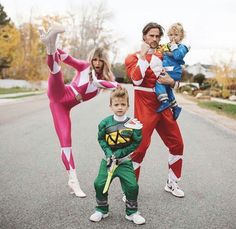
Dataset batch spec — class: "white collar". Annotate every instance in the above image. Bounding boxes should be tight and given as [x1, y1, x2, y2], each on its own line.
[113, 114, 127, 122]
[147, 48, 155, 54]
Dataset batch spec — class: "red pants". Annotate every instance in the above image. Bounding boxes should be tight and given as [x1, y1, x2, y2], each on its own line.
[131, 90, 184, 182]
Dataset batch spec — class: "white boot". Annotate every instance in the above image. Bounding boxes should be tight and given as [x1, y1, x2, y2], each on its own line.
[68, 170, 86, 198]
[39, 25, 65, 54]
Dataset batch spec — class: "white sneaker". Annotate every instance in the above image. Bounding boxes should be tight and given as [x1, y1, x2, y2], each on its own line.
[68, 179, 86, 198]
[164, 180, 184, 198]
[39, 25, 65, 54]
[125, 212, 145, 225]
[89, 211, 109, 222]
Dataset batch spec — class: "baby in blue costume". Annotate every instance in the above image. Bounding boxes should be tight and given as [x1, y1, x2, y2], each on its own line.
[156, 23, 190, 120]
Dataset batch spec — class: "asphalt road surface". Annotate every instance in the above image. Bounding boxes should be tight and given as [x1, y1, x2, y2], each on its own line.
[0, 85, 236, 229]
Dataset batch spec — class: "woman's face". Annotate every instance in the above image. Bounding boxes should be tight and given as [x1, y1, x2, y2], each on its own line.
[92, 56, 104, 74]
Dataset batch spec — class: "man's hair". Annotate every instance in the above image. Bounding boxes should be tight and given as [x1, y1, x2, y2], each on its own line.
[88, 47, 115, 81]
[110, 87, 129, 106]
[167, 22, 185, 40]
[142, 22, 164, 37]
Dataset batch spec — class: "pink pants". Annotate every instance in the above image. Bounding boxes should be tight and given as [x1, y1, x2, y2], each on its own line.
[46, 51, 87, 171]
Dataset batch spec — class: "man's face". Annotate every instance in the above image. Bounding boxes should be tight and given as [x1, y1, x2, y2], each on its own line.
[143, 28, 161, 49]
[92, 56, 104, 74]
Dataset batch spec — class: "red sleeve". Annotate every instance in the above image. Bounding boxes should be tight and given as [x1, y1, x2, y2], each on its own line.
[125, 53, 143, 85]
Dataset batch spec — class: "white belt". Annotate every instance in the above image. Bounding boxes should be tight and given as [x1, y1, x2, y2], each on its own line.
[164, 66, 174, 71]
[134, 86, 155, 92]
[118, 155, 131, 164]
[103, 155, 131, 164]
[70, 85, 83, 102]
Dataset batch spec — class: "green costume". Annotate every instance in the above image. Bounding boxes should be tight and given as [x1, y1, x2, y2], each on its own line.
[94, 115, 142, 216]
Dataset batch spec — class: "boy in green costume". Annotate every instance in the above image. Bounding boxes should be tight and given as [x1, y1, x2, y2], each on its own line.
[90, 87, 145, 225]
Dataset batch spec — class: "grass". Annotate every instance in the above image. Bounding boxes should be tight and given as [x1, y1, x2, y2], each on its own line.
[0, 87, 35, 94]
[0, 87, 45, 99]
[1, 93, 44, 99]
[197, 101, 236, 120]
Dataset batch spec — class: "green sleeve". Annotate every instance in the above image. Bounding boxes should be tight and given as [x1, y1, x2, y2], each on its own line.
[98, 120, 113, 158]
[113, 128, 142, 158]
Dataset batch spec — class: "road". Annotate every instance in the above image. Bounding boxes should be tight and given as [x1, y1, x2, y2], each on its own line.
[0, 86, 236, 229]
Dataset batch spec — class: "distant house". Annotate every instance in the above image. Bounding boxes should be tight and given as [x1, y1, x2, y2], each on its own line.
[185, 63, 215, 78]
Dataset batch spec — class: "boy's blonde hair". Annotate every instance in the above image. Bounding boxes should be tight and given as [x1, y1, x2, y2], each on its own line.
[110, 87, 129, 106]
[167, 23, 185, 41]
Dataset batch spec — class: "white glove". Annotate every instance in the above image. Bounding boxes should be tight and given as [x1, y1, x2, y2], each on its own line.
[140, 42, 150, 59]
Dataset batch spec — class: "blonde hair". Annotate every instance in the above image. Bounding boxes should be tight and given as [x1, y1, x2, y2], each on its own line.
[167, 22, 185, 41]
[110, 87, 129, 106]
[88, 47, 115, 81]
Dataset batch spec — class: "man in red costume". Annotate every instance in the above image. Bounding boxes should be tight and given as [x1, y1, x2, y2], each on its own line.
[125, 22, 184, 197]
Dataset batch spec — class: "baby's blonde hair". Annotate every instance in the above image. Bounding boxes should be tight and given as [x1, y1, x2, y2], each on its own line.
[167, 22, 185, 41]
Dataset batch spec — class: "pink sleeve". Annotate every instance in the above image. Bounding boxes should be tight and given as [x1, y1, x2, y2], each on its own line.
[93, 79, 119, 89]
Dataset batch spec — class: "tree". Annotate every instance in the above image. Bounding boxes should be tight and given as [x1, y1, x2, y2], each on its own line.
[0, 4, 13, 78]
[37, 2, 118, 60]
[213, 59, 236, 89]
[3, 1, 120, 81]
[112, 63, 130, 83]
[193, 73, 205, 86]
[8, 22, 47, 81]
[62, 2, 119, 61]
[0, 4, 10, 26]
[36, 1, 119, 81]
[0, 24, 21, 78]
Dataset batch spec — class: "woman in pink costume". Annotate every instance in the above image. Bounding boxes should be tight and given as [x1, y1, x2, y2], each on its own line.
[39, 26, 119, 197]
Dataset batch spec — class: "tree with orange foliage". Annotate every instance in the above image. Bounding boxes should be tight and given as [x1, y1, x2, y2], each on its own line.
[212, 58, 236, 98]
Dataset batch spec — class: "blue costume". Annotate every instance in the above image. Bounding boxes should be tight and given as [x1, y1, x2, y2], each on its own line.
[155, 43, 190, 119]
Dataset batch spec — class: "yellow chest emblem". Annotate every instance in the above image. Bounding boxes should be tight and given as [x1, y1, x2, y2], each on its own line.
[105, 129, 132, 146]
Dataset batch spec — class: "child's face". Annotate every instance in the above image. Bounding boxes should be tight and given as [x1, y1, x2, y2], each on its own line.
[110, 97, 129, 117]
[168, 30, 182, 44]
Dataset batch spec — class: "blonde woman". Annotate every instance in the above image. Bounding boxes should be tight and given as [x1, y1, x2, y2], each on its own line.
[39, 25, 119, 198]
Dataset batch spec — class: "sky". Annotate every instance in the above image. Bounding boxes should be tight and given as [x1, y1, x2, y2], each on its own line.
[1, 0, 236, 65]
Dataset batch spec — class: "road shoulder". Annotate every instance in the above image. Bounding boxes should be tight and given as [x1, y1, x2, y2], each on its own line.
[176, 94, 236, 133]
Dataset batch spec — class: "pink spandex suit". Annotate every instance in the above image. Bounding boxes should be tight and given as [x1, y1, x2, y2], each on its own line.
[46, 49, 118, 172]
